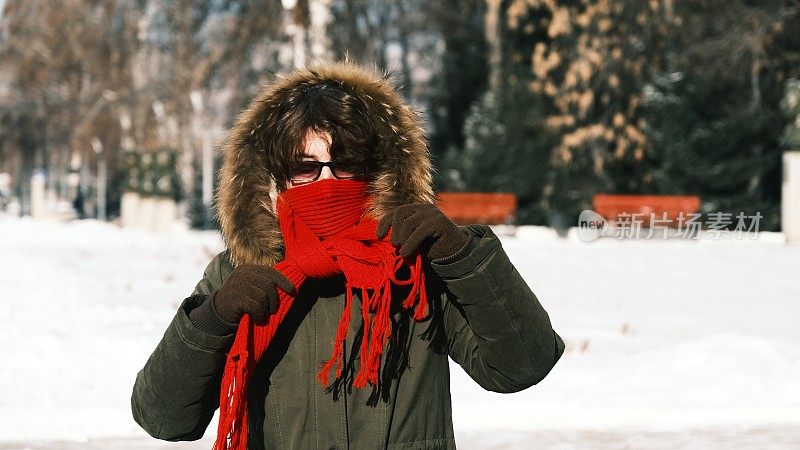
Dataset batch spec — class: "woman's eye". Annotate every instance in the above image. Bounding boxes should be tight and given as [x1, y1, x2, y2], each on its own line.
[293, 161, 316, 169]
[289, 162, 320, 178]
[332, 161, 363, 176]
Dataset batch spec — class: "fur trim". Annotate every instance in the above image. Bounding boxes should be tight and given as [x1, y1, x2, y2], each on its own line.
[215, 60, 435, 267]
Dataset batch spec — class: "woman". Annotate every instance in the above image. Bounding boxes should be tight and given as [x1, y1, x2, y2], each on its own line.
[131, 60, 565, 450]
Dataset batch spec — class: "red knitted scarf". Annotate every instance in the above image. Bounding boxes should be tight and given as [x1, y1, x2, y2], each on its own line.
[212, 178, 429, 450]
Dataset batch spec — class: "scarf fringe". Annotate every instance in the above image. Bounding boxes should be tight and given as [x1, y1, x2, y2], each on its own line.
[212, 256, 428, 450]
[214, 346, 250, 450]
[317, 283, 355, 386]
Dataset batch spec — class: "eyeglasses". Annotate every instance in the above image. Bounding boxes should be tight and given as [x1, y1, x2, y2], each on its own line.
[286, 160, 367, 184]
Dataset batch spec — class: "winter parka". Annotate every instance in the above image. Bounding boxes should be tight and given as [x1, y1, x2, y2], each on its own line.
[130, 60, 566, 449]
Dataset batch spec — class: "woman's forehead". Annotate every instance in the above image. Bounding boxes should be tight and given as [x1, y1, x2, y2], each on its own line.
[300, 129, 332, 160]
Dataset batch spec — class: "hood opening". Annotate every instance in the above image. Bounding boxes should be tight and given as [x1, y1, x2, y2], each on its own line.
[215, 59, 435, 267]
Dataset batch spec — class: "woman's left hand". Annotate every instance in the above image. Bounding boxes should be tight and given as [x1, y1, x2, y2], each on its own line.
[376, 203, 470, 260]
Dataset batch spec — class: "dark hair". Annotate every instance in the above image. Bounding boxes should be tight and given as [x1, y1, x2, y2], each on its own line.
[264, 79, 380, 191]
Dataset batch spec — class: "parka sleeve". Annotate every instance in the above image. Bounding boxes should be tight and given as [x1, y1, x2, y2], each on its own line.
[431, 225, 565, 393]
[130, 250, 235, 441]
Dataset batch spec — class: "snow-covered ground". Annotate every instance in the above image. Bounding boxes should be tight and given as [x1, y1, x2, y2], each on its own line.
[1, 216, 799, 449]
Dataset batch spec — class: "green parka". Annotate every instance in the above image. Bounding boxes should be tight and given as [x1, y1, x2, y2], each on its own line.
[130, 61, 565, 449]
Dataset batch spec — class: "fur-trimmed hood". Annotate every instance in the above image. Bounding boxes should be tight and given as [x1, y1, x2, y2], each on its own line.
[214, 60, 435, 267]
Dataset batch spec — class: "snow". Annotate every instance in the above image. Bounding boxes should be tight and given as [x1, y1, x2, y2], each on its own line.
[1, 216, 799, 448]
[0, 216, 224, 443]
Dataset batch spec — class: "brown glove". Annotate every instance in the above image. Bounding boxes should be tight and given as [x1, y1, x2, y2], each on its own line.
[213, 264, 295, 325]
[376, 203, 472, 261]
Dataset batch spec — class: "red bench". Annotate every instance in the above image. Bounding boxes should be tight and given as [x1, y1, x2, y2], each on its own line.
[592, 194, 701, 227]
[436, 192, 517, 225]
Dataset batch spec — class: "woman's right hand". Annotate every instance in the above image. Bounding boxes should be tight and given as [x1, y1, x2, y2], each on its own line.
[212, 264, 295, 325]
